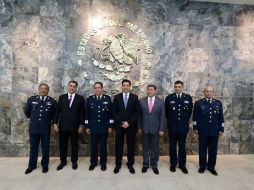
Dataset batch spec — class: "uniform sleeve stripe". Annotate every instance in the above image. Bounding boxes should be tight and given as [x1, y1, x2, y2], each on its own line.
[110, 120, 114, 123]
[222, 123, 225, 127]
[193, 121, 197, 125]
[85, 120, 88, 124]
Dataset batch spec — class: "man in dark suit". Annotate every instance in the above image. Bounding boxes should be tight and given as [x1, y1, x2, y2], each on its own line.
[193, 85, 224, 176]
[24, 83, 56, 174]
[165, 80, 193, 174]
[53, 81, 85, 170]
[113, 79, 139, 174]
[138, 84, 165, 175]
[84, 82, 114, 171]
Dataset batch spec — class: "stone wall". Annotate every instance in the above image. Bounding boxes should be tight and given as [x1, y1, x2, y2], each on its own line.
[0, 0, 254, 156]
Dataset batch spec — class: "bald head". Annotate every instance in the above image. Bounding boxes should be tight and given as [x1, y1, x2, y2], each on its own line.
[204, 85, 214, 99]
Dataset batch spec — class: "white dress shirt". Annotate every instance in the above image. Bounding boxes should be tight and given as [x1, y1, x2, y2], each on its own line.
[147, 96, 155, 105]
[176, 93, 182, 98]
[40, 96, 47, 101]
[68, 92, 76, 107]
[123, 92, 130, 100]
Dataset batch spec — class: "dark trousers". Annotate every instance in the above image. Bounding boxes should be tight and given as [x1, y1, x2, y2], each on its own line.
[169, 132, 187, 168]
[28, 133, 50, 168]
[59, 130, 79, 163]
[115, 126, 136, 167]
[198, 135, 219, 170]
[90, 134, 108, 166]
[142, 134, 159, 168]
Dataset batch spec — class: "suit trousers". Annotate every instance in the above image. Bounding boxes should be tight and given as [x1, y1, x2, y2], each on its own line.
[142, 133, 160, 168]
[115, 126, 136, 167]
[59, 130, 79, 163]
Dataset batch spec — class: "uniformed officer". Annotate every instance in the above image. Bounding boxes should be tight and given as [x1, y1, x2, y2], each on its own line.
[24, 83, 56, 174]
[84, 82, 113, 171]
[193, 85, 224, 176]
[165, 80, 193, 174]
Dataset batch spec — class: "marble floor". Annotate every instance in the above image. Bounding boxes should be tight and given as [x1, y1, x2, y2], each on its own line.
[0, 155, 253, 190]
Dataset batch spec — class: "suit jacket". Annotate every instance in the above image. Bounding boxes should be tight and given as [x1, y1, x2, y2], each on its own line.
[25, 95, 56, 134]
[53, 93, 85, 131]
[112, 92, 139, 128]
[138, 96, 165, 134]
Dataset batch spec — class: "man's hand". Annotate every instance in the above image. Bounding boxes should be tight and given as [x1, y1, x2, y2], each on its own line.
[159, 131, 164, 136]
[78, 127, 83, 134]
[108, 128, 112, 134]
[219, 132, 224, 136]
[86, 129, 90, 134]
[121, 121, 129, 128]
[138, 129, 142, 134]
[53, 124, 59, 132]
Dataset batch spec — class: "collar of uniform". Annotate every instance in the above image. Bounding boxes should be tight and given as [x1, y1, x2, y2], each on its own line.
[95, 94, 103, 99]
[40, 96, 47, 100]
[175, 92, 182, 98]
[205, 98, 212, 102]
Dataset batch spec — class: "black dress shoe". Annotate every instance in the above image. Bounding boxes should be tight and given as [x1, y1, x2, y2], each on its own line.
[170, 166, 176, 172]
[180, 167, 188, 174]
[57, 162, 67, 171]
[114, 165, 121, 174]
[128, 166, 135, 174]
[208, 169, 218, 176]
[152, 168, 159, 175]
[25, 167, 35, 174]
[142, 167, 148, 173]
[101, 165, 107, 171]
[198, 168, 205, 173]
[89, 165, 96, 171]
[72, 162, 78, 170]
[42, 167, 48, 173]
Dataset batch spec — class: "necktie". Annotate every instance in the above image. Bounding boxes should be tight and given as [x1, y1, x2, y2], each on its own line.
[124, 93, 128, 109]
[69, 94, 72, 107]
[177, 95, 180, 99]
[40, 96, 44, 103]
[149, 97, 153, 113]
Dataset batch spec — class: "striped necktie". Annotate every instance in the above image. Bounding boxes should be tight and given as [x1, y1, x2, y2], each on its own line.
[69, 94, 72, 107]
[124, 93, 128, 109]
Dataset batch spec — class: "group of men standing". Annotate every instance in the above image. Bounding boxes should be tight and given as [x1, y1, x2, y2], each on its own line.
[24, 79, 224, 176]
